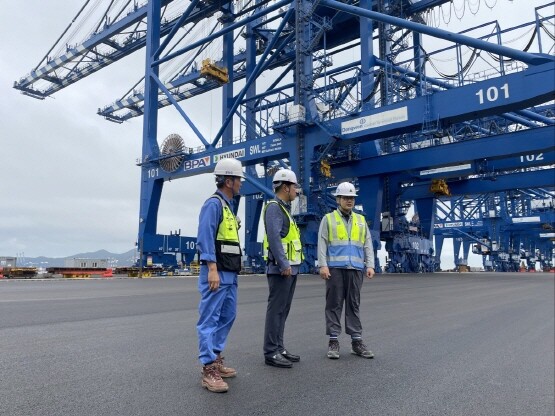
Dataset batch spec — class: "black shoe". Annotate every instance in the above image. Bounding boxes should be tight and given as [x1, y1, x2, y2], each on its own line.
[265, 353, 293, 368]
[281, 349, 300, 362]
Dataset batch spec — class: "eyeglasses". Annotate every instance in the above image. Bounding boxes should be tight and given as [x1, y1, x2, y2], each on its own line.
[341, 196, 355, 200]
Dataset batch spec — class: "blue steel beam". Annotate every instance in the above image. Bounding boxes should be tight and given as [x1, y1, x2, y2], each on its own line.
[386, 148, 555, 182]
[138, 1, 162, 245]
[96, 0, 484, 120]
[473, 150, 555, 174]
[152, 0, 293, 67]
[154, 0, 202, 59]
[440, 212, 553, 234]
[336, 65, 555, 142]
[437, 195, 488, 221]
[13, 0, 221, 97]
[138, 132, 288, 181]
[98, 15, 341, 119]
[449, 229, 492, 249]
[138, 87, 555, 185]
[401, 169, 555, 200]
[97, 18, 300, 120]
[320, 0, 554, 65]
[121, 6, 555, 123]
[96, 1, 554, 123]
[335, 126, 555, 177]
[211, 7, 295, 148]
[151, 73, 210, 147]
[98, 52, 248, 121]
[243, 65, 545, 131]
[143, 124, 554, 184]
[372, 58, 553, 129]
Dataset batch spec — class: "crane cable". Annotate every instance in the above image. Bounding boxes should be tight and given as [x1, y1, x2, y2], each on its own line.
[424, 46, 479, 79]
[486, 29, 537, 62]
[60, 0, 103, 56]
[37, 0, 93, 69]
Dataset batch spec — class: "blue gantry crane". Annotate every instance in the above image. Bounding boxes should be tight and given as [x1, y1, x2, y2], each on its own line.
[435, 189, 555, 272]
[15, 0, 555, 273]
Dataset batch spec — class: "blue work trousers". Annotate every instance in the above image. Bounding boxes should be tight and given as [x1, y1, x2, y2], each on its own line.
[197, 272, 238, 365]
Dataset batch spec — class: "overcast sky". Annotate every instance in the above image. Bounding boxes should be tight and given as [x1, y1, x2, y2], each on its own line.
[1, 1, 217, 259]
[0, 1, 547, 268]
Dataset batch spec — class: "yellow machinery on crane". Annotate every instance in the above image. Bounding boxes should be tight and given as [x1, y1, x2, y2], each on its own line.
[430, 179, 451, 196]
[200, 59, 229, 84]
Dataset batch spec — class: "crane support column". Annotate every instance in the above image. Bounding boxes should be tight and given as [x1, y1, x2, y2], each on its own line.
[138, 1, 163, 269]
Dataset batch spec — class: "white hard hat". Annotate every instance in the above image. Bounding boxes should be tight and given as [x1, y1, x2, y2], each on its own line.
[272, 168, 298, 185]
[334, 182, 358, 197]
[213, 158, 244, 178]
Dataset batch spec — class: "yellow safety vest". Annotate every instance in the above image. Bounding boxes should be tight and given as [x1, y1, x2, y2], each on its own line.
[263, 200, 304, 265]
[325, 210, 366, 270]
[215, 199, 240, 244]
[212, 194, 241, 272]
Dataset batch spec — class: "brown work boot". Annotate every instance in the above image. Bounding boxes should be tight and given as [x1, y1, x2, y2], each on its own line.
[327, 339, 340, 359]
[215, 354, 237, 378]
[351, 339, 374, 359]
[201, 362, 229, 393]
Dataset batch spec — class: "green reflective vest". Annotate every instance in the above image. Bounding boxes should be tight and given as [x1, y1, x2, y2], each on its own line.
[263, 200, 304, 266]
[325, 210, 366, 270]
[212, 194, 241, 272]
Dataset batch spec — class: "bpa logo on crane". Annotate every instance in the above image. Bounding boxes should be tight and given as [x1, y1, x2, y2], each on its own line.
[183, 156, 210, 171]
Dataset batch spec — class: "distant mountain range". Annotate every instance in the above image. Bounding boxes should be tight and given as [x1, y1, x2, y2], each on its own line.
[18, 249, 138, 268]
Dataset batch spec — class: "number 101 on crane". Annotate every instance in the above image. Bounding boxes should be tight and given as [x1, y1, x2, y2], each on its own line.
[476, 83, 509, 104]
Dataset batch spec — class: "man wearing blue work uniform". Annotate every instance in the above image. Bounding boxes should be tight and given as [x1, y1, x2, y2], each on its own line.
[318, 182, 375, 360]
[196, 158, 244, 393]
[263, 168, 304, 368]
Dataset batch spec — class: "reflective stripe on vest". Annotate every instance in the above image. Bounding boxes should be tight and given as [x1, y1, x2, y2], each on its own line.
[325, 210, 366, 270]
[263, 200, 304, 266]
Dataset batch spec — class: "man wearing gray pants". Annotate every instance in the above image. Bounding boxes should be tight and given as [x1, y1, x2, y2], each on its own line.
[262, 168, 304, 368]
[318, 182, 375, 359]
